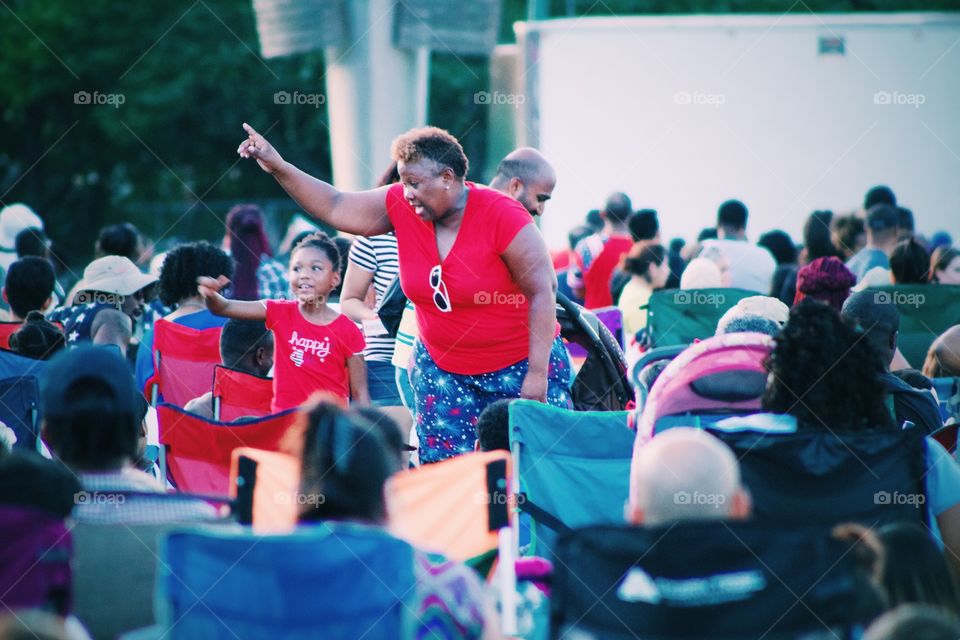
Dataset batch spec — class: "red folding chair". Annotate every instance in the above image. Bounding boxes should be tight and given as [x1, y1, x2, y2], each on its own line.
[148, 319, 222, 407]
[157, 403, 299, 495]
[0, 321, 23, 348]
[212, 365, 273, 422]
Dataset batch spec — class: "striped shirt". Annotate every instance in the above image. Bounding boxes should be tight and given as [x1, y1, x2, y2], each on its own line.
[349, 234, 399, 362]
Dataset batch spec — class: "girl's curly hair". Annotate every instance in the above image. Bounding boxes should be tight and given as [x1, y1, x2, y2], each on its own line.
[762, 299, 895, 432]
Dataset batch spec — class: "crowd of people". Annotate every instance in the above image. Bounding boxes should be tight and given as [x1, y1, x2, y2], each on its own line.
[1, 121, 959, 639]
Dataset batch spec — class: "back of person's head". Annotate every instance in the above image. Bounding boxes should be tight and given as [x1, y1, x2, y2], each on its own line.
[863, 605, 960, 640]
[897, 207, 915, 237]
[96, 222, 142, 261]
[628, 209, 659, 242]
[353, 407, 407, 472]
[867, 204, 900, 243]
[9, 311, 65, 361]
[923, 325, 960, 379]
[757, 229, 798, 266]
[628, 428, 751, 526]
[476, 399, 513, 452]
[669, 238, 686, 255]
[604, 192, 633, 225]
[764, 299, 894, 431]
[865, 185, 897, 210]
[841, 289, 901, 367]
[877, 523, 960, 615]
[567, 224, 593, 251]
[219, 318, 274, 376]
[929, 247, 960, 284]
[680, 257, 723, 290]
[716, 199, 748, 234]
[833, 214, 866, 258]
[697, 227, 718, 242]
[794, 256, 857, 312]
[159, 241, 234, 307]
[585, 209, 603, 231]
[14, 227, 50, 259]
[889, 237, 930, 284]
[296, 399, 394, 524]
[40, 346, 141, 471]
[803, 211, 839, 261]
[225, 204, 272, 300]
[622, 243, 666, 279]
[3, 256, 55, 318]
[390, 126, 469, 178]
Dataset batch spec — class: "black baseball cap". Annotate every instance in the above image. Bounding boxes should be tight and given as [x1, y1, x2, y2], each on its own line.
[41, 346, 139, 419]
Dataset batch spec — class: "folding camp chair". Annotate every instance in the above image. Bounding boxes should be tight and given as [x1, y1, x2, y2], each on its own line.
[0, 321, 22, 348]
[0, 505, 72, 616]
[212, 364, 273, 421]
[0, 374, 41, 451]
[230, 447, 301, 533]
[566, 306, 623, 358]
[157, 402, 298, 494]
[157, 523, 417, 639]
[644, 287, 756, 347]
[708, 426, 929, 528]
[0, 346, 47, 380]
[552, 521, 867, 639]
[868, 284, 960, 367]
[148, 319, 222, 406]
[509, 400, 634, 558]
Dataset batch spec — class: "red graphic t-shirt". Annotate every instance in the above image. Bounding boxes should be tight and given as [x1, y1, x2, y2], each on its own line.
[385, 182, 559, 375]
[264, 300, 365, 411]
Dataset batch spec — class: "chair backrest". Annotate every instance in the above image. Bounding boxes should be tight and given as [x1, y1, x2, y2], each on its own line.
[0, 375, 41, 451]
[635, 332, 772, 441]
[212, 365, 273, 421]
[708, 426, 929, 528]
[151, 319, 223, 406]
[567, 306, 623, 358]
[0, 321, 22, 348]
[509, 400, 634, 557]
[0, 505, 72, 616]
[868, 284, 960, 368]
[158, 403, 298, 494]
[390, 450, 510, 564]
[71, 521, 181, 639]
[229, 447, 301, 533]
[932, 423, 959, 455]
[157, 523, 417, 639]
[645, 287, 756, 347]
[552, 521, 865, 639]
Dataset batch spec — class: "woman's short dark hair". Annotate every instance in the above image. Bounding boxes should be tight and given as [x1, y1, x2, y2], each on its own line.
[296, 400, 394, 524]
[878, 523, 960, 616]
[758, 229, 799, 265]
[623, 244, 666, 278]
[159, 241, 234, 307]
[390, 126, 469, 179]
[9, 311, 66, 361]
[97, 223, 141, 261]
[890, 238, 930, 284]
[762, 299, 895, 431]
[803, 211, 839, 261]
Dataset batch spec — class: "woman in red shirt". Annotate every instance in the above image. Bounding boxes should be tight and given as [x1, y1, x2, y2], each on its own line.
[236, 124, 571, 462]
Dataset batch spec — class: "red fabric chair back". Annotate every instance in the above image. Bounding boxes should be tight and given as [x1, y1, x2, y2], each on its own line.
[152, 320, 222, 407]
[0, 322, 23, 348]
[157, 403, 298, 495]
[213, 365, 273, 421]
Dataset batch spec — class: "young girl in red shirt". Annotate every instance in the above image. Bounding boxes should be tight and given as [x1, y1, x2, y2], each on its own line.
[198, 233, 368, 411]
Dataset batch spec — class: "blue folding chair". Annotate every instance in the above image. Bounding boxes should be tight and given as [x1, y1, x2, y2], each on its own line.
[509, 400, 634, 558]
[0, 375, 41, 451]
[157, 522, 417, 639]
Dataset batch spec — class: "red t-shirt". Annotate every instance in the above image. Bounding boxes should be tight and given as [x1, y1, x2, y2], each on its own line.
[386, 182, 556, 375]
[264, 300, 365, 411]
[581, 235, 632, 309]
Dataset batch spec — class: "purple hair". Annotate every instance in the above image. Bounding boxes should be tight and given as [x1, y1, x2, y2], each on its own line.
[226, 204, 272, 300]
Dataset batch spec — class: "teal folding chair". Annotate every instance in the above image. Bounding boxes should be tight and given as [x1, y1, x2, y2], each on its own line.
[509, 400, 634, 558]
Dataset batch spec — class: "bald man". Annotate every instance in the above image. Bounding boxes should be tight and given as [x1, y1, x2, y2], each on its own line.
[488, 147, 557, 218]
[627, 428, 751, 526]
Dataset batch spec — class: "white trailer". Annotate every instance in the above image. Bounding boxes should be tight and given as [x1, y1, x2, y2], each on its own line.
[513, 13, 960, 249]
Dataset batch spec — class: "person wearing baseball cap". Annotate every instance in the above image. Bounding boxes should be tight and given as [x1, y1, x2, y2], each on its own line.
[0, 203, 43, 274]
[846, 204, 900, 282]
[47, 255, 157, 351]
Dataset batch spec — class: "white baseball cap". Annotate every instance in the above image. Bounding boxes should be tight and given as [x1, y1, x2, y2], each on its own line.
[0, 203, 43, 250]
